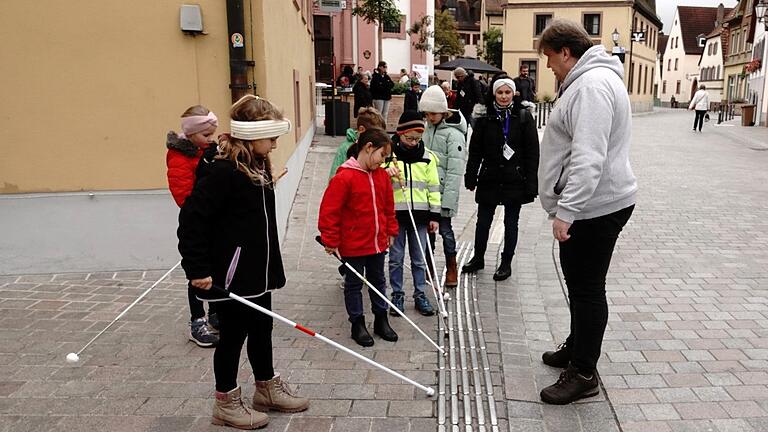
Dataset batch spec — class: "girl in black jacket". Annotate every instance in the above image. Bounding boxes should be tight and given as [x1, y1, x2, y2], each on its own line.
[178, 95, 308, 429]
[463, 74, 540, 281]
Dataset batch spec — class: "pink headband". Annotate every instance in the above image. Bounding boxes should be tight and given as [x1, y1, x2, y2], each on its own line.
[181, 112, 218, 135]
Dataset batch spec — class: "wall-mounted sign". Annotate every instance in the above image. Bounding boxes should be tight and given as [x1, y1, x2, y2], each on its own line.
[363, 50, 371, 60]
[231, 33, 244, 48]
[631, 31, 646, 42]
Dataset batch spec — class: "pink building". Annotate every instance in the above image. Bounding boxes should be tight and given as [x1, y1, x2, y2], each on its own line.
[314, 1, 434, 83]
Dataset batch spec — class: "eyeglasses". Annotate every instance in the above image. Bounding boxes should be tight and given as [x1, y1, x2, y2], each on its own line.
[401, 134, 422, 143]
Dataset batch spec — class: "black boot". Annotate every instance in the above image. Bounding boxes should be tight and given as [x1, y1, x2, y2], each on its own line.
[351, 316, 374, 347]
[462, 255, 484, 273]
[373, 313, 398, 342]
[493, 253, 513, 281]
[540, 366, 599, 405]
[542, 342, 571, 368]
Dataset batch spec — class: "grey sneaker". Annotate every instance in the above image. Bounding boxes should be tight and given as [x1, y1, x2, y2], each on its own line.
[190, 318, 219, 348]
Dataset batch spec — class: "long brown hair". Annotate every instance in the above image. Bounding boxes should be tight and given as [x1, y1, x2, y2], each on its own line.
[217, 95, 285, 186]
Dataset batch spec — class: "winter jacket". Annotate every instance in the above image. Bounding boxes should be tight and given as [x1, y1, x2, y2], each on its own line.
[456, 75, 482, 122]
[538, 45, 637, 224]
[353, 81, 373, 117]
[178, 159, 285, 301]
[328, 128, 358, 181]
[423, 110, 467, 217]
[166, 131, 204, 207]
[513, 76, 537, 102]
[388, 139, 442, 225]
[689, 89, 710, 111]
[370, 71, 394, 101]
[404, 89, 422, 112]
[319, 157, 399, 258]
[465, 104, 539, 206]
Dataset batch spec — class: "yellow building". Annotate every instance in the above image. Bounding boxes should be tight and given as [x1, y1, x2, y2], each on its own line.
[722, 0, 755, 103]
[0, 0, 315, 194]
[501, 0, 662, 112]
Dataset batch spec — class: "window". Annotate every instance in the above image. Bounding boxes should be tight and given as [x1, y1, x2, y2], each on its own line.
[716, 65, 720, 79]
[643, 65, 648, 94]
[674, 58, 678, 71]
[583, 13, 601, 36]
[629, 62, 634, 93]
[668, 59, 671, 71]
[637, 65, 642, 94]
[714, 42, 718, 55]
[676, 80, 681, 94]
[708, 44, 712, 56]
[383, 16, 402, 34]
[460, 33, 471, 45]
[535, 14, 552, 36]
[662, 80, 667, 94]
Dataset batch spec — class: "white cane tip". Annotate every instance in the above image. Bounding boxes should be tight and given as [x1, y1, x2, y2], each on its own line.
[443, 293, 451, 301]
[441, 311, 448, 318]
[66, 353, 79, 363]
[426, 387, 435, 397]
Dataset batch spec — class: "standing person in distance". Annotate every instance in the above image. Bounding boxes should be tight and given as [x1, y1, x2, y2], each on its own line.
[537, 19, 637, 405]
[441, 81, 457, 109]
[513, 64, 537, 103]
[454, 67, 482, 127]
[178, 95, 309, 429]
[352, 73, 374, 118]
[165, 105, 220, 348]
[404, 79, 423, 112]
[371, 61, 395, 122]
[462, 75, 539, 281]
[319, 128, 400, 347]
[688, 84, 710, 132]
[419, 85, 468, 288]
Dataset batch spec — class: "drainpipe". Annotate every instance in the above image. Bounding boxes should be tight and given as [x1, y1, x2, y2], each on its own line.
[226, 0, 254, 102]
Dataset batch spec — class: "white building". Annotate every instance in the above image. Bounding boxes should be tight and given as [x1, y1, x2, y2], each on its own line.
[659, 6, 720, 106]
[699, 23, 728, 103]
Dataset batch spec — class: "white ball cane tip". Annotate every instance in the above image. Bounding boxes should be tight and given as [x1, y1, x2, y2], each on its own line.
[441, 311, 449, 318]
[66, 353, 79, 363]
[443, 293, 451, 301]
[426, 388, 435, 397]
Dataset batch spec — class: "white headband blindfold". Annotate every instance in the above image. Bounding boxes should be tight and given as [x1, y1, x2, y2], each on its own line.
[230, 119, 292, 140]
[492, 78, 516, 94]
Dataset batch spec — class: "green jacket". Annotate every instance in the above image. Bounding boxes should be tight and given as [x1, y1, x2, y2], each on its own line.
[388, 140, 441, 225]
[328, 128, 358, 180]
[422, 110, 467, 218]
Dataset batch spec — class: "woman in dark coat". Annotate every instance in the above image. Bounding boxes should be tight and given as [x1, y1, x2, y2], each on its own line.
[352, 73, 373, 118]
[462, 74, 539, 281]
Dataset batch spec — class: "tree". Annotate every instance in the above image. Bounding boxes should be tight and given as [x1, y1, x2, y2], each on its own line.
[477, 27, 503, 69]
[352, 0, 402, 63]
[434, 11, 464, 59]
[407, 15, 433, 53]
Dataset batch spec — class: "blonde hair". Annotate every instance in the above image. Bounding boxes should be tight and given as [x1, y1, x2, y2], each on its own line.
[181, 105, 210, 117]
[218, 95, 285, 187]
[356, 107, 387, 131]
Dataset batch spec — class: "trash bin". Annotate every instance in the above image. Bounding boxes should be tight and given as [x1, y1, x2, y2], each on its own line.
[741, 104, 756, 127]
[325, 100, 350, 136]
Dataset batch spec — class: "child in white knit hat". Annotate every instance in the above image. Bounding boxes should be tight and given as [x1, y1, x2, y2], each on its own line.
[418, 85, 468, 289]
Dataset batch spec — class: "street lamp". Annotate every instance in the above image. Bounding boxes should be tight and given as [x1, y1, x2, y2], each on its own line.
[612, 28, 620, 46]
[757, 0, 768, 30]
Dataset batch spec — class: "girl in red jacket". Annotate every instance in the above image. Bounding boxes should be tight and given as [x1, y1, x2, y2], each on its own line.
[318, 128, 400, 347]
[165, 105, 220, 348]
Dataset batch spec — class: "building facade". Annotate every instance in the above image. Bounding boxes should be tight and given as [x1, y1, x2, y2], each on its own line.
[501, 0, 661, 112]
[748, 8, 766, 125]
[437, 0, 482, 58]
[654, 32, 669, 102]
[698, 5, 732, 104]
[314, 1, 434, 84]
[659, 6, 720, 107]
[723, 0, 755, 103]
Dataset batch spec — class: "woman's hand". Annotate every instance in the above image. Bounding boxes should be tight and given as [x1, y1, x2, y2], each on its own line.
[325, 246, 339, 256]
[428, 221, 439, 233]
[191, 277, 213, 290]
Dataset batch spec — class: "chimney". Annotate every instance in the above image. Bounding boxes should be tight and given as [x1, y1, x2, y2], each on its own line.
[716, 3, 725, 25]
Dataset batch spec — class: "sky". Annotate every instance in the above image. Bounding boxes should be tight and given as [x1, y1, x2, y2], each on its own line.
[657, 0, 738, 33]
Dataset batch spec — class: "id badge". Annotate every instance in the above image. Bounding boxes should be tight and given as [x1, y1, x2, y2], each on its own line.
[503, 144, 514, 160]
[459, 90, 466, 97]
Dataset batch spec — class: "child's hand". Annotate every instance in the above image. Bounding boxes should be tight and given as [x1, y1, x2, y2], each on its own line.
[191, 277, 212, 290]
[428, 221, 439, 233]
[325, 246, 339, 257]
[385, 166, 400, 178]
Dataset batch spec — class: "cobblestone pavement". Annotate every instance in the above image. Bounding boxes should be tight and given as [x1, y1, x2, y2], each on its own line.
[1, 109, 767, 432]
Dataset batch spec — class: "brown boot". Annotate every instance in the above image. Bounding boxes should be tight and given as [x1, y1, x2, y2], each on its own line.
[252, 374, 310, 413]
[212, 386, 269, 430]
[445, 255, 458, 288]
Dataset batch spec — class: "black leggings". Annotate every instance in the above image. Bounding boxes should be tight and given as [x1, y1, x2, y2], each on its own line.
[213, 293, 274, 392]
[188, 284, 217, 321]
